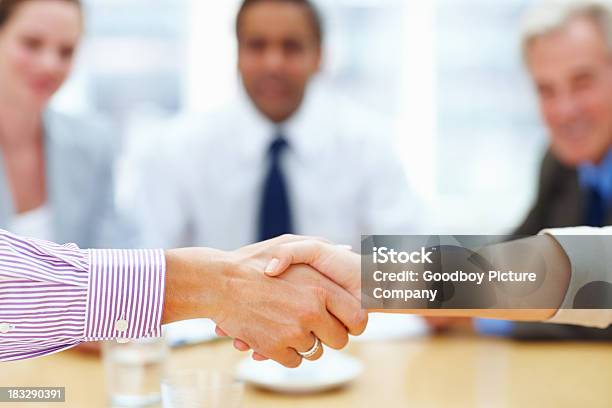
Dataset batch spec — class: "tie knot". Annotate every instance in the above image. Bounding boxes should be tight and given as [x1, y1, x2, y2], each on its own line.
[269, 137, 289, 157]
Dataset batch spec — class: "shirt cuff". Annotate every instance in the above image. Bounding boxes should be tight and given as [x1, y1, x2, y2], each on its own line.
[84, 249, 166, 341]
[539, 227, 612, 328]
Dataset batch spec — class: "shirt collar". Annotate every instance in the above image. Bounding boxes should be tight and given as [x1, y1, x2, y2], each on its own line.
[282, 97, 324, 159]
[234, 81, 327, 163]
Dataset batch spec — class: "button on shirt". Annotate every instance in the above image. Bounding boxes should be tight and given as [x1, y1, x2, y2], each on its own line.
[0, 229, 165, 361]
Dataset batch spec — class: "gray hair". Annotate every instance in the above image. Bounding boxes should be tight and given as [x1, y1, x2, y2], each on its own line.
[520, 0, 612, 60]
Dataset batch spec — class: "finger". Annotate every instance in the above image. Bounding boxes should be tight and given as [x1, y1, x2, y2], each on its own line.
[266, 241, 360, 298]
[310, 307, 350, 350]
[265, 240, 329, 277]
[252, 352, 269, 361]
[239, 235, 313, 265]
[233, 338, 251, 351]
[309, 276, 368, 336]
[278, 234, 331, 244]
[325, 285, 368, 336]
[304, 343, 323, 361]
[262, 234, 331, 249]
[257, 236, 334, 275]
[215, 326, 228, 337]
[250, 342, 303, 367]
[294, 337, 324, 362]
[279, 348, 303, 368]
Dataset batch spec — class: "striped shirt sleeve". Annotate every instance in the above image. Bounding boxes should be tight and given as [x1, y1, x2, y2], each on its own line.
[0, 229, 166, 362]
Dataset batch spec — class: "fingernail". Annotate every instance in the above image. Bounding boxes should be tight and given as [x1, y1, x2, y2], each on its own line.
[265, 258, 280, 274]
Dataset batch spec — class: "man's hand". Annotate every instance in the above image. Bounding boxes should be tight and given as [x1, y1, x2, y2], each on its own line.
[162, 235, 367, 368]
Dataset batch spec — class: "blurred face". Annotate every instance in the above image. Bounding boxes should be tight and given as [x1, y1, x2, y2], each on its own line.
[238, 1, 321, 123]
[526, 16, 612, 166]
[0, 0, 82, 110]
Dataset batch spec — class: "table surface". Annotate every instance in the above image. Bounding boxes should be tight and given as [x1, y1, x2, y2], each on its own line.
[2, 335, 611, 408]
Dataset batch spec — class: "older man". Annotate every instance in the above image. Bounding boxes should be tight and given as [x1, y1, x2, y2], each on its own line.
[426, 0, 612, 339]
[516, 0, 612, 234]
[481, 0, 612, 340]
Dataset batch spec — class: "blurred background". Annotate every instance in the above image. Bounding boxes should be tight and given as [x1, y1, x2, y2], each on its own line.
[51, 0, 546, 234]
[4, 0, 612, 407]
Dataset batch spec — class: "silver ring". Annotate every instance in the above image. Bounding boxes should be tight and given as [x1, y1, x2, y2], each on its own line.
[298, 336, 321, 359]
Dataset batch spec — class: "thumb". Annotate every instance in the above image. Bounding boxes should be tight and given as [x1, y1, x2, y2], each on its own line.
[265, 241, 359, 296]
[264, 239, 331, 277]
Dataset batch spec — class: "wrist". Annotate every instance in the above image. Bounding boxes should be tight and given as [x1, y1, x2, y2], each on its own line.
[162, 248, 234, 324]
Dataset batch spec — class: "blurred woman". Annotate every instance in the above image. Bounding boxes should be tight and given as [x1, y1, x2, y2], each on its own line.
[0, 0, 127, 247]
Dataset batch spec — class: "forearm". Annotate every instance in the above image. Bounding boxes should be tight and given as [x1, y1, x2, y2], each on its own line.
[1, 243, 236, 361]
[364, 235, 571, 319]
[0, 230, 165, 361]
[377, 230, 612, 328]
[468, 234, 570, 310]
[161, 248, 229, 324]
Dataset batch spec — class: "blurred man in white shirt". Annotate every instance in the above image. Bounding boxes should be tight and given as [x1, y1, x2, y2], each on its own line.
[119, 0, 419, 251]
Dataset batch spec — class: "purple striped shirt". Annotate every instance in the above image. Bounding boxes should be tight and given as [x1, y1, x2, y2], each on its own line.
[0, 229, 166, 361]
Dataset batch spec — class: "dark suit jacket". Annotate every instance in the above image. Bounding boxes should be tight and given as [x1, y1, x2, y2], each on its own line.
[515, 150, 612, 235]
[510, 150, 612, 340]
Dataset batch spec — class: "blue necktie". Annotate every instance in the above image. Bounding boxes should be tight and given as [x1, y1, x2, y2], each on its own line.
[257, 136, 294, 241]
[585, 187, 607, 227]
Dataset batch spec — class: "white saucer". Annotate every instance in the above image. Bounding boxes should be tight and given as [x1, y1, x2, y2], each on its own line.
[235, 350, 363, 394]
[163, 319, 219, 347]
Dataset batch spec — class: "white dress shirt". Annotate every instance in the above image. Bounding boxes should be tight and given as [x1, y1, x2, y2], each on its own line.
[118, 83, 420, 251]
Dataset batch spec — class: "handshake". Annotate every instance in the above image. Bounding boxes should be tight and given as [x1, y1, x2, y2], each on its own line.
[162, 235, 367, 368]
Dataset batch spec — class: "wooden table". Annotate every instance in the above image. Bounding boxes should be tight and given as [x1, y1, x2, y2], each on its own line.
[1, 335, 611, 408]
